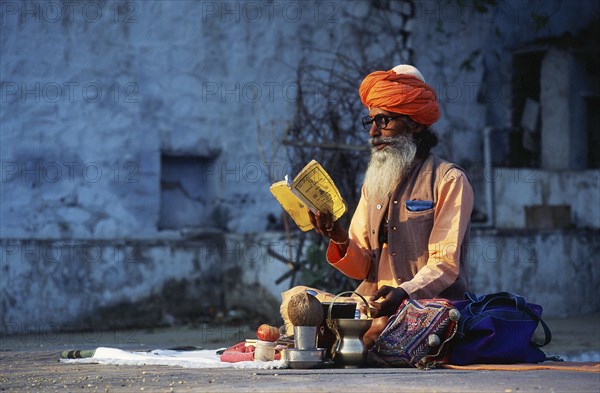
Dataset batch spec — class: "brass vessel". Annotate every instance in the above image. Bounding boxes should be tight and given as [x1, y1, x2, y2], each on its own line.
[326, 291, 373, 368]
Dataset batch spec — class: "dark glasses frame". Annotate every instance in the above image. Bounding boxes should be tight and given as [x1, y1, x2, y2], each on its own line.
[361, 114, 404, 131]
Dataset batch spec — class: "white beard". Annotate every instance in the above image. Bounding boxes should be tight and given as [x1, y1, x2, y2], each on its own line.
[363, 134, 417, 200]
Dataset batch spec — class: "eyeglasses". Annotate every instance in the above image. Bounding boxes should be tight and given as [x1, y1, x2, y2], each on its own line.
[361, 114, 404, 131]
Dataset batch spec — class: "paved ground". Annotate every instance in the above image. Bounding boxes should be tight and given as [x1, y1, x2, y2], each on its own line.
[1, 313, 599, 392]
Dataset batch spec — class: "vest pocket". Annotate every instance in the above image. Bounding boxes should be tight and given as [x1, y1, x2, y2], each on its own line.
[402, 209, 434, 267]
[405, 200, 434, 212]
[405, 208, 435, 221]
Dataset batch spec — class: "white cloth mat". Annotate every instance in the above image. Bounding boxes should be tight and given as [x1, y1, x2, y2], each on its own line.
[60, 347, 286, 369]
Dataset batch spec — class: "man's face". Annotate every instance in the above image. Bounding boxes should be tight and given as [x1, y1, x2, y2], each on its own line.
[363, 108, 419, 199]
[366, 108, 414, 150]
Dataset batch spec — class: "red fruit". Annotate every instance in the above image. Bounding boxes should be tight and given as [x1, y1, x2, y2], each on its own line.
[256, 324, 280, 342]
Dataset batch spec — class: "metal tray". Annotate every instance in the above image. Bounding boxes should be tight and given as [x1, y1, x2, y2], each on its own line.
[281, 348, 325, 369]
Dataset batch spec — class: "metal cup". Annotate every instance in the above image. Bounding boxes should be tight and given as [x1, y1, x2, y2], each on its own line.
[294, 326, 318, 349]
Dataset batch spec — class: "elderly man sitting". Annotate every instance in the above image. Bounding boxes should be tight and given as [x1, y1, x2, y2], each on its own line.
[281, 64, 474, 345]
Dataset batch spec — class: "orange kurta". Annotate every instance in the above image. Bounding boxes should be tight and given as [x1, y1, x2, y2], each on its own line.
[326, 154, 474, 300]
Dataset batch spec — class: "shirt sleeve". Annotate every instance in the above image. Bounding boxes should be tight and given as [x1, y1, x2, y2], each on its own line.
[325, 186, 374, 280]
[399, 168, 474, 298]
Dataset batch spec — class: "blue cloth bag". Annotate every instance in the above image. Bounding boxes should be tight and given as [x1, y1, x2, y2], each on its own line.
[448, 292, 552, 365]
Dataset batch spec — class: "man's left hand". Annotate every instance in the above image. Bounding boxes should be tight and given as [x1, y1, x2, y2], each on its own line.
[368, 285, 408, 317]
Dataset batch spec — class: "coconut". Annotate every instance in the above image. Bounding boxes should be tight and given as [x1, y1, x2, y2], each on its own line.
[287, 292, 324, 327]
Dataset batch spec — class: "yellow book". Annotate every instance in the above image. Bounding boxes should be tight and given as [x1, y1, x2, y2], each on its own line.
[269, 160, 347, 231]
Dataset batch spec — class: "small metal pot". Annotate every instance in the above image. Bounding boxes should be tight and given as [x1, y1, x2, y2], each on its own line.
[326, 291, 372, 368]
[319, 301, 356, 358]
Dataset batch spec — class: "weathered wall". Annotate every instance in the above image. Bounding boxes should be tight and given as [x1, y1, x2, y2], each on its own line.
[221, 232, 299, 323]
[0, 231, 300, 334]
[0, 0, 338, 238]
[1, 1, 599, 332]
[2, 227, 598, 334]
[468, 229, 600, 317]
[493, 168, 600, 229]
[2, 1, 598, 237]
[234, 229, 600, 318]
[412, 0, 599, 166]
[0, 0, 338, 332]
[0, 234, 227, 334]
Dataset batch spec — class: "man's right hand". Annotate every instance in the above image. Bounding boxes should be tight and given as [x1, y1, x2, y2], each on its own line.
[307, 210, 349, 245]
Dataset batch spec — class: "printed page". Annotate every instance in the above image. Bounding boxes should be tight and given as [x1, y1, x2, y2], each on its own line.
[269, 181, 313, 231]
[290, 160, 347, 220]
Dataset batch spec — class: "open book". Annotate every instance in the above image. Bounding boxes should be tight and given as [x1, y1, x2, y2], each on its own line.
[269, 160, 347, 231]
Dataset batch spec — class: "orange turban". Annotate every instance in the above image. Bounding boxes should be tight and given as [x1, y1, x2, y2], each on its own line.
[359, 65, 440, 126]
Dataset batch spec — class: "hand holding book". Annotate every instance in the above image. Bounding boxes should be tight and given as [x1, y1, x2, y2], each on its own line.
[269, 160, 347, 232]
[307, 210, 349, 245]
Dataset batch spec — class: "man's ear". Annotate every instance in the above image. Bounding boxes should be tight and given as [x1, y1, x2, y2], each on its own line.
[413, 123, 426, 133]
[405, 117, 425, 133]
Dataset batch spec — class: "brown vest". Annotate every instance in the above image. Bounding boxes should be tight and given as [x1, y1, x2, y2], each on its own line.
[356, 154, 470, 300]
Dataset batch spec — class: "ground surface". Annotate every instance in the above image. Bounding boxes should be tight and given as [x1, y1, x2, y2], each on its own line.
[1, 314, 599, 392]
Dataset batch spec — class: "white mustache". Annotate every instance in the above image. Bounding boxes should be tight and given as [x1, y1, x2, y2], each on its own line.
[369, 136, 398, 146]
